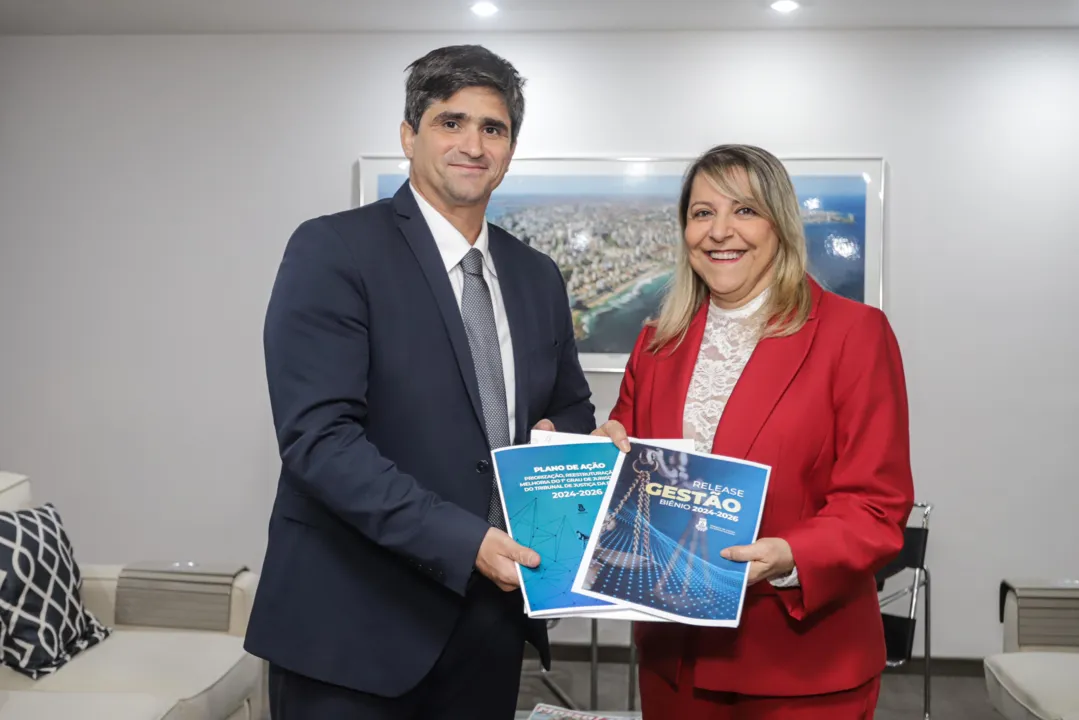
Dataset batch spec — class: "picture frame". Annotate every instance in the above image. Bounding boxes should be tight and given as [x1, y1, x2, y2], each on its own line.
[356, 154, 886, 373]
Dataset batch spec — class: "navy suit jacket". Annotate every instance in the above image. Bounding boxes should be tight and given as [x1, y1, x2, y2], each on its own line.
[244, 182, 596, 697]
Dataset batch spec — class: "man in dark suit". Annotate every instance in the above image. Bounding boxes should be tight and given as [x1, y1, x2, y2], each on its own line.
[243, 45, 596, 718]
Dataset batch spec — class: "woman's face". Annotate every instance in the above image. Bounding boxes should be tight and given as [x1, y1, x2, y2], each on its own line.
[683, 170, 779, 309]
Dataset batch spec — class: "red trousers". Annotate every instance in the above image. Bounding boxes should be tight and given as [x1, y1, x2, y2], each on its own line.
[639, 659, 881, 719]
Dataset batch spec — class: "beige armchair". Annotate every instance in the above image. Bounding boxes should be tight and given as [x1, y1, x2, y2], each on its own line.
[983, 579, 1079, 720]
[0, 471, 268, 720]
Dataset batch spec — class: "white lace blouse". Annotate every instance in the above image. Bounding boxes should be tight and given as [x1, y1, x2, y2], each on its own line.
[682, 289, 800, 588]
[683, 291, 769, 453]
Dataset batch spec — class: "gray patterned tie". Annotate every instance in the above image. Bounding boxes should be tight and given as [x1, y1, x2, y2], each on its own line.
[459, 248, 511, 530]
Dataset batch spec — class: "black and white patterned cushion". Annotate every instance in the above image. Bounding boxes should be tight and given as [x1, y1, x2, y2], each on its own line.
[0, 503, 111, 678]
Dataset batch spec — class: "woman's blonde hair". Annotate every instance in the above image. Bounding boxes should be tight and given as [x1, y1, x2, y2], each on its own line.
[648, 144, 812, 352]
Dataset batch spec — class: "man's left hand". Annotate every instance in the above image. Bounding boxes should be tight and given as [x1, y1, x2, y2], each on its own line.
[720, 538, 795, 586]
[533, 419, 555, 432]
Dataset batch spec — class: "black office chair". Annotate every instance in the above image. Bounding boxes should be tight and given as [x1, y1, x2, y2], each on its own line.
[876, 501, 932, 720]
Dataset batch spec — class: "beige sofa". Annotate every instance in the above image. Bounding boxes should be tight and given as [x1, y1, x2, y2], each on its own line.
[0, 471, 268, 719]
[984, 579, 1079, 720]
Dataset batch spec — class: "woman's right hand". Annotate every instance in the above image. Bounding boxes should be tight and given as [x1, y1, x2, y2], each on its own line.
[592, 420, 631, 453]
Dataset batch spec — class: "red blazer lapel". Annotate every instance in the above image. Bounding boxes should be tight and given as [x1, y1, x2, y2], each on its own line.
[648, 301, 709, 439]
[712, 280, 823, 459]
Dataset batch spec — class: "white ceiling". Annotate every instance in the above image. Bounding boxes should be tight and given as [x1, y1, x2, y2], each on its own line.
[1, 0, 1078, 35]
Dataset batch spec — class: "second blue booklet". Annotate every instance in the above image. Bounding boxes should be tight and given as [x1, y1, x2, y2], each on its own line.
[570, 441, 771, 627]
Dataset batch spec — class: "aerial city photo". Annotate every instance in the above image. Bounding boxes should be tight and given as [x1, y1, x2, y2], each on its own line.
[377, 170, 867, 356]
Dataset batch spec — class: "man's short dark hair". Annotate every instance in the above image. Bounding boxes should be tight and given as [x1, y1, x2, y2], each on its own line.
[404, 45, 526, 145]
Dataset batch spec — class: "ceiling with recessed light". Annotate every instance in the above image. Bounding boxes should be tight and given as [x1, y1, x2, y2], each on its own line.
[1, 0, 1077, 35]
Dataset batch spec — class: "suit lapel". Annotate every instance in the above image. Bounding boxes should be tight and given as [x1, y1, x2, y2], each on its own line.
[488, 227, 530, 445]
[392, 184, 487, 442]
[711, 281, 822, 459]
[649, 300, 709, 439]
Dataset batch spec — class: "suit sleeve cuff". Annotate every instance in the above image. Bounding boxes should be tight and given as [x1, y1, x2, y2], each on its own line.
[432, 505, 492, 596]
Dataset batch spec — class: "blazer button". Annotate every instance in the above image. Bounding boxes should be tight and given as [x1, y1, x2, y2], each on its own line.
[476, 460, 491, 473]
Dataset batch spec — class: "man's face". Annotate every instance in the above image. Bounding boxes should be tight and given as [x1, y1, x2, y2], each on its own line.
[401, 86, 515, 210]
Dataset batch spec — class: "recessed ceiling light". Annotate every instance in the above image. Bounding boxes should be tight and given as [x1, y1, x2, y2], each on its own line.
[770, 0, 800, 13]
[471, 2, 498, 17]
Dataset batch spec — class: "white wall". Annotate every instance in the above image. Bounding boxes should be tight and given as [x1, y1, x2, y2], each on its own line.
[2, 29, 1078, 660]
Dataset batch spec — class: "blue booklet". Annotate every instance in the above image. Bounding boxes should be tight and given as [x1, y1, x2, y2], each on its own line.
[570, 440, 770, 627]
[492, 431, 689, 620]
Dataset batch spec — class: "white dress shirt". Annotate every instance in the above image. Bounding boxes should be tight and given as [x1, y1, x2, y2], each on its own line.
[409, 184, 517, 444]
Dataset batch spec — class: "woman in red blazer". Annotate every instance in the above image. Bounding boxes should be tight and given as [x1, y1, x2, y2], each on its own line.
[593, 144, 914, 718]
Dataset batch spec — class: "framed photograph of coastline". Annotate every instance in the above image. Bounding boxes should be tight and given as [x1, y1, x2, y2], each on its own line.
[356, 155, 885, 373]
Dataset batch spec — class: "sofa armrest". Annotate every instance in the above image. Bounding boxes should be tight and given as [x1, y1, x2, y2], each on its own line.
[1001, 586, 1020, 653]
[80, 564, 259, 637]
[999, 578, 1079, 654]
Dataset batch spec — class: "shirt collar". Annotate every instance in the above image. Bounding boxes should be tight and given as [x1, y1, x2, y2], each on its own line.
[409, 183, 496, 278]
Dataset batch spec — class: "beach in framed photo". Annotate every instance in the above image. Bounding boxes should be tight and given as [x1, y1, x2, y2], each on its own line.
[357, 155, 885, 372]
